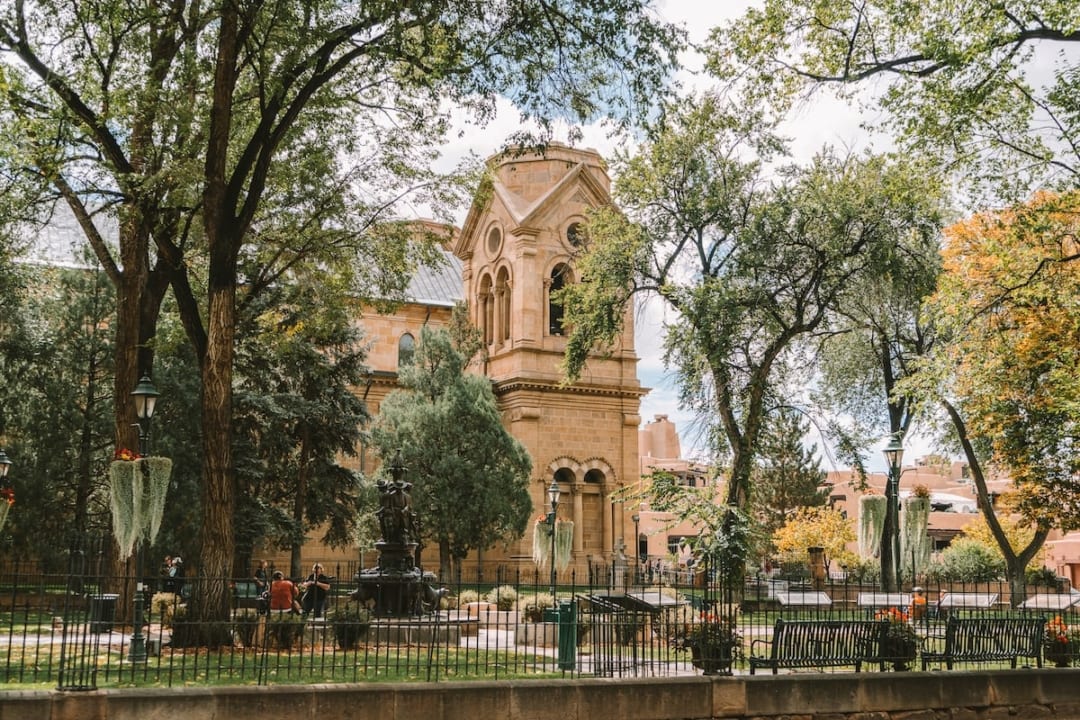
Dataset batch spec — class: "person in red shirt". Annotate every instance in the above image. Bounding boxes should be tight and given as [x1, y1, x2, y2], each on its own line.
[269, 571, 301, 614]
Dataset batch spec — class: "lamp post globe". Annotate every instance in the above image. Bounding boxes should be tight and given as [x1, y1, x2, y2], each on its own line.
[0, 449, 11, 479]
[131, 375, 160, 457]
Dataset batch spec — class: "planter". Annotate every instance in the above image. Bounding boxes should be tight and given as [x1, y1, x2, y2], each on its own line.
[881, 635, 918, 671]
[108, 457, 173, 559]
[332, 620, 370, 650]
[232, 611, 260, 648]
[1045, 641, 1076, 668]
[689, 641, 734, 676]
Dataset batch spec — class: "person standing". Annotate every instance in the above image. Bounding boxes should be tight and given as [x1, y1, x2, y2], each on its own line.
[160, 555, 174, 592]
[170, 557, 185, 597]
[299, 563, 331, 618]
[253, 560, 270, 594]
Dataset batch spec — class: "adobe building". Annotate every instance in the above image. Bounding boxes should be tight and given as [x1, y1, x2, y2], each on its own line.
[303, 144, 647, 579]
[634, 414, 714, 573]
[826, 455, 1079, 589]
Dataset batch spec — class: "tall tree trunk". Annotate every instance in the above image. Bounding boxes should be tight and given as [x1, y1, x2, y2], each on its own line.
[944, 400, 1049, 607]
[193, 275, 237, 624]
[192, 0, 242, 626]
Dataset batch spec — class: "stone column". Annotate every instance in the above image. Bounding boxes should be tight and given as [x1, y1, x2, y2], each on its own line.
[601, 487, 612, 557]
[572, 484, 584, 554]
[493, 286, 505, 348]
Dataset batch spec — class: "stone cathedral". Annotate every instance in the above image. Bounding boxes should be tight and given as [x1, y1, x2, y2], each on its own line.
[340, 143, 646, 579]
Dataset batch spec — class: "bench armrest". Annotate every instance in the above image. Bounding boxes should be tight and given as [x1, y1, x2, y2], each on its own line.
[749, 637, 773, 656]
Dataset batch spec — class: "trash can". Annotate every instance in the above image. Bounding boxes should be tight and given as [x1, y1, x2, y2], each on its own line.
[88, 593, 119, 633]
[556, 600, 577, 670]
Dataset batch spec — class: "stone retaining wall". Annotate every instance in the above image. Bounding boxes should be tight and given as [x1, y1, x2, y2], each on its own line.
[2, 670, 1079, 720]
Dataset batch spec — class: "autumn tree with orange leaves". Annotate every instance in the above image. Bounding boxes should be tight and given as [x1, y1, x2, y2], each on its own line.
[905, 191, 1080, 605]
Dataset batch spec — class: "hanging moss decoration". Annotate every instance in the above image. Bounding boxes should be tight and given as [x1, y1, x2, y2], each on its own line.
[859, 495, 886, 560]
[900, 495, 931, 579]
[554, 520, 574, 572]
[0, 500, 9, 533]
[109, 457, 173, 559]
[532, 519, 575, 571]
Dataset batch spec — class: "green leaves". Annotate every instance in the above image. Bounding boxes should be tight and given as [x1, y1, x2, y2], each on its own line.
[713, 0, 1080, 199]
[369, 325, 532, 577]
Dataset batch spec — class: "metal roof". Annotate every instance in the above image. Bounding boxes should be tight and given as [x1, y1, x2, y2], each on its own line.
[405, 247, 463, 307]
[20, 207, 464, 307]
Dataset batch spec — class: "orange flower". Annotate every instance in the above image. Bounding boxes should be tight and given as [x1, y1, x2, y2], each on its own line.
[0, 487, 13, 506]
[115, 448, 141, 461]
[875, 606, 910, 624]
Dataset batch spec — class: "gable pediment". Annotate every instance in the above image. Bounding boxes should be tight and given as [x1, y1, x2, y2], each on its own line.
[453, 156, 610, 259]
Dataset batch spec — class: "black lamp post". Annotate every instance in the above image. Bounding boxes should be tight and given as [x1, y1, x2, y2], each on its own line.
[131, 375, 160, 457]
[128, 375, 160, 664]
[0, 449, 11, 480]
[631, 513, 640, 584]
[547, 479, 561, 599]
[881, 435, 904, 592]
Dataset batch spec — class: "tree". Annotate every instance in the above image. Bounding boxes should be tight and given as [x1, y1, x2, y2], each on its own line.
[369, 320, 532, 580]
[559, 93, 940, 574]
[812, 157, 949, 590]
[748, 408, 829, 561]
[0, 260, 115, 567]
[905, 190, 1080, 605]
[1, 1, 682, 622]
[620, 469, 747, 581]
[773, 506, 857, 572]
[232, 266, 371, 578]
[712, 1, 1080, 200]
[959, 514, 1046, 574]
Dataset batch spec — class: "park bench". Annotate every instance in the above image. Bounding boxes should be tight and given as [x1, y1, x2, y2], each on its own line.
[749, 618, 886, 674]
[233, 581, 264, 610]
[920, 616, 1046, 670]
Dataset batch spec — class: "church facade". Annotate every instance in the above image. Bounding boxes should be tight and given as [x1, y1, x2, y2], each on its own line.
[345, 144, 646, 579]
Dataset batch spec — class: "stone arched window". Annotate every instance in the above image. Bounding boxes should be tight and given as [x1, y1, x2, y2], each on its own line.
[554, 467, 575, 486]
[398, 332, 415, 368]
[548, 263, 572, 335]
[478, 273, 494, 345]
[496, 266, 511, 343]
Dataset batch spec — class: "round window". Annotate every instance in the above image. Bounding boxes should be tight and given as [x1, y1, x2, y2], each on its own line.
[566, 222, 586, 247]
[486, 225, 502, 255]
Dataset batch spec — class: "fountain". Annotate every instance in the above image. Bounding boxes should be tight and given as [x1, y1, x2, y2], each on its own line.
[350, 452, 459, 641]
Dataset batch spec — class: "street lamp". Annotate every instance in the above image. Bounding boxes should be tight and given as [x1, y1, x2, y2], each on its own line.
[131, 375, 160, 456]
[631, 513, 640, 584]
[128, 375, 160, 664]
[881, 434, 904, 592]
[547, 479, 561, 599]
[0, 449, 11, 479]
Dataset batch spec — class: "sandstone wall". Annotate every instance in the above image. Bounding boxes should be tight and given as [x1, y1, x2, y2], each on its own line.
[3, 671, 1079, 720]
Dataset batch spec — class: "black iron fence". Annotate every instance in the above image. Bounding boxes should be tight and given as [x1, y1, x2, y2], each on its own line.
[2, 557, 1078, 689]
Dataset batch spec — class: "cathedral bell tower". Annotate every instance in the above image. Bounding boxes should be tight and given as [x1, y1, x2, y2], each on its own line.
[452, 144, 645, 576]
